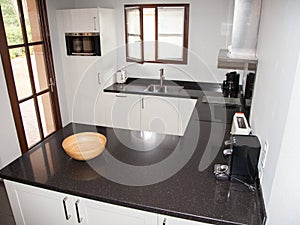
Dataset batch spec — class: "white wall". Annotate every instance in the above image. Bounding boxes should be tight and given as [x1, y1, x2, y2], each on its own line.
[0, 57, 21, 169]
[46, 0, 75, 125]
[250, 0, 300, 223]
[74, 0, 234, 83]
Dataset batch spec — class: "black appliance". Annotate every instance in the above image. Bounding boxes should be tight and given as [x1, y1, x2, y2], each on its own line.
[65, 32, 101, 56]
[222, 71, 240, 98]
[244, 72, 256, 99]
[214, 135, 261, 185]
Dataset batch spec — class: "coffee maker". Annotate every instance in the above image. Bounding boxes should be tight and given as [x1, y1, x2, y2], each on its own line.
[214, 135, 261, 185]
[222, 71, 240, 98]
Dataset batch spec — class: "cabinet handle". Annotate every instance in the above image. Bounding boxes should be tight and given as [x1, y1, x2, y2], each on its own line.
[116, 94, 127, 98]
[93, 16, 96, 30]
[142, 97, 144, 109]
[97, 72, 101, 85]
[163, 218, 167, 225]
[62, 197, 71, 220]
[75, 200, 83, 223]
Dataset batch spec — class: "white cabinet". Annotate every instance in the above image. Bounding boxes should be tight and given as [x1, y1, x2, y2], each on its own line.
[97, 92, 141, 130]
[4, 180, 74, 225]
[141, 96, 179, 135]
[4, 180, 157, 225]
[81, 198, 157, 225]
[158, 215, 213, 225]
[62, 8, 99, 33]
[98, 93, 196, 136]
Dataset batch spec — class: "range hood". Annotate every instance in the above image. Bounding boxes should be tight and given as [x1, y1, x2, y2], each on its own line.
[218, 0, 262, 71]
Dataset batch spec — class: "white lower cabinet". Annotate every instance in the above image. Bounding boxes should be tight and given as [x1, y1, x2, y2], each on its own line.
[99, 92, 196, 136]
[4, 180, 157, 225]
[158, 215, 213, 225]
[4, 180, 212, 225]
[141, 96, 179, 135]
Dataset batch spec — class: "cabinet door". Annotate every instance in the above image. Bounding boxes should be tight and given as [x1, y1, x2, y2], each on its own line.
[104, 93, 141, 130]
[158, 215, 213, 225]
[141, 96, 179, 135]
[63, 8, 99, 33]
[4, 180, 75, 225]
[178, 98, 197, 135]
[81, 198, 157, 225]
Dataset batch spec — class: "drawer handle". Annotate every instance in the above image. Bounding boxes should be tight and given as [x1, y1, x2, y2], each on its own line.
[116, 94, 127, 98]
[163, 218, 167, 225]
[62, 197, 71, 220]
[75, 200, 83, 223]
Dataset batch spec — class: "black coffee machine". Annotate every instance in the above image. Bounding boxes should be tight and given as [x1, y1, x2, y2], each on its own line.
[222, 71, 240, 98]
[214, 135, 261, 185]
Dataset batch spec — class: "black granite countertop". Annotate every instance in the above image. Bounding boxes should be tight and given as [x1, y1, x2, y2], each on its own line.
[0, 102, 265, 225]
[104, 78, 227, 100]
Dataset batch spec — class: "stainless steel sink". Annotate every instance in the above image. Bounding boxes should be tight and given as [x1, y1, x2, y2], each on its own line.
[144, 84, 183, 94]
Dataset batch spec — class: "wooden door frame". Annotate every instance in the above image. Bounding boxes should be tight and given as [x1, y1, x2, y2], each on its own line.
[0, 0, 62, 154]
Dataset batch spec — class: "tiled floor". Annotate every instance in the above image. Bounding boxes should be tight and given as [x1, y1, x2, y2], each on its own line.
[0, 181, 16, 225]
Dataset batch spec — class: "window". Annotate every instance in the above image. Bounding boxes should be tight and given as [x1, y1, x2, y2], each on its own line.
[124, 4, 189, 64]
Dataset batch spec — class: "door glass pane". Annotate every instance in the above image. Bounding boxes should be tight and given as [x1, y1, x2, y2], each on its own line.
[143, 8, 155, 61]
[20, 99, 41, 147]
[10, 47, 33, 100]
[30, 45, 48, 92]
[22, 0, 41, 42]
[38, 93, 55, 137]
[157, 7, 184, 60]
[0, 0, 24, 45]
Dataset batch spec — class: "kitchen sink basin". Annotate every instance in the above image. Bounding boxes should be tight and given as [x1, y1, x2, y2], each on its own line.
[144, 84, 183, 94]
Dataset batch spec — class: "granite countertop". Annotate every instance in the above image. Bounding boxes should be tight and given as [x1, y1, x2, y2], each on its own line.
[104, 78, 231, 100]
[0, 100, 265, 225]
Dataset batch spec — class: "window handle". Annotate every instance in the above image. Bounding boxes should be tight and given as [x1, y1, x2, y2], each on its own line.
[49, 77, 55, 92]
[75, 199, 83, 223]
[163, 218, 167, 225]
[62, 197, 71, 220]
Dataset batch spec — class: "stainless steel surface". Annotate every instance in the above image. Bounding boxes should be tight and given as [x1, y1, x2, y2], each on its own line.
[65, 32, 100, 37]
[159, 68, 165, 87]
[217, 49, 257, 71]
[144, 84, 183, 94]
[75, 200, 83, 223]
[229, 0, 262, 59]
[63, 197, 71, 220]
[223, 149, 233, 156]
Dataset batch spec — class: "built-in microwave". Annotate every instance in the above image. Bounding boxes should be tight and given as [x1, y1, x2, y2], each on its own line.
[65, 32, 101, 56]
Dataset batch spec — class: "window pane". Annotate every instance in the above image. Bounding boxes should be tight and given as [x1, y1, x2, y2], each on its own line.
[20, 99, 41, 147]
[9, 48, 33, 100]
[143, 8, 155, 61]
[1, 0, 24, 45]
[30, 45, 48, 92]
[38, 93, 55, 137]
[157, 7, 185, 60]
[22, 0, 42, 42]
[126, 7, 142, 61]
[126, 8, 141, 35]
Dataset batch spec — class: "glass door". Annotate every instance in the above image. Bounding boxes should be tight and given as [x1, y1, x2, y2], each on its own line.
[0, 0, 61, 152]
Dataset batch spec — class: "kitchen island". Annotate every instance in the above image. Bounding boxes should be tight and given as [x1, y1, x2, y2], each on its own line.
[0, 119, 265, 224]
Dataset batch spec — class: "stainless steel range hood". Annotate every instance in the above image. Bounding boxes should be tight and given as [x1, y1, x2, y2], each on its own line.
[218, 0, 262, 70]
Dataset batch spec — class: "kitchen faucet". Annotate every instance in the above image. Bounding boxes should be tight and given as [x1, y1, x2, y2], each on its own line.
[159, 68, 165, 87]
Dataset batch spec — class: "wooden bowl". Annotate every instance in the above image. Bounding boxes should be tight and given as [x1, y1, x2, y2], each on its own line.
[62, 132, 106, 161]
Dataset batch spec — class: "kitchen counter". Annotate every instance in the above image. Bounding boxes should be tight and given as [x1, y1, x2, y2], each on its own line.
[0, 108, 265, 224]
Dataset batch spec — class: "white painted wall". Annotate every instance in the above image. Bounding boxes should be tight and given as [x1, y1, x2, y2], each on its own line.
[250, 0, 300, 223]
[46, 0, 75, 125]
[0, 57, 21, 169]
[74, 0, 234, 83]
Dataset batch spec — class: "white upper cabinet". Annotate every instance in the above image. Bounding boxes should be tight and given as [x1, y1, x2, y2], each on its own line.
[62, 8, 100, 33]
